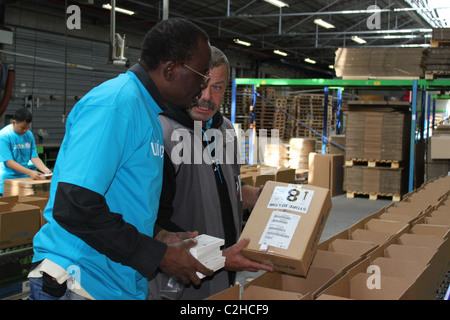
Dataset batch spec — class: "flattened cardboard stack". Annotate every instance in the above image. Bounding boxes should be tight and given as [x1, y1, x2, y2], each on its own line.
[432, 28, 450, 42]
[335, 47, 426, 79]
[189, 234, 225, 279]
[288, 138, 316, 171]
[426, 29, 450, 79]
[208, 175, 449, 300]
[344, 101, 411, 200]
[3, 177, 52, 196]
[424, 47, 450, 79]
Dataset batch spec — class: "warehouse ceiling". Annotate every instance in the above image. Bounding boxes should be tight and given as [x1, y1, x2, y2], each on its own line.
[2, 0, 447, 76]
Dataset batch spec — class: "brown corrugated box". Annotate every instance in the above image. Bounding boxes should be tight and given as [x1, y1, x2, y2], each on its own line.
[243, 266, 339, 300]
[239, 181, 332, 276]
[308, 153, 344, 196]
[0, 203, 41, 250]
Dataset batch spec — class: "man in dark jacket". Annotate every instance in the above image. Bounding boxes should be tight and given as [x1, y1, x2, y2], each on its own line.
[150, 47, 273, 300]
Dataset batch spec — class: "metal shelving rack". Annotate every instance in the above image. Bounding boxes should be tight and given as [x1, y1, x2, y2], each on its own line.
[231, 78, 450, 192]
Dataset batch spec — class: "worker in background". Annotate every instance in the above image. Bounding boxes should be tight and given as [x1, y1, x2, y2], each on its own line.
[0, 107, 52, 196]
[28, 18, 214, 300]
[149, 46, 273, 300]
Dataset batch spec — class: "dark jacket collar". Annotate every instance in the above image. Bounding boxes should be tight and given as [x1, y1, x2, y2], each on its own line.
[128, 63, 166, 110]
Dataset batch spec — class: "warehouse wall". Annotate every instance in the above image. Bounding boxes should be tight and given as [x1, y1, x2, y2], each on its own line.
[2, 5, 321, 143]
[3, 26, 141, 142]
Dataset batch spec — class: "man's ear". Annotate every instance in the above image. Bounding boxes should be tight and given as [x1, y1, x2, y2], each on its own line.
[162, 61, 176, 81]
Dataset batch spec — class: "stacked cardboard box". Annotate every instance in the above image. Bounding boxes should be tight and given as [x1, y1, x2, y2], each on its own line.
[335, 47, 426, 79]
[344, 101, 411, 200]
[208, 175, 449, 300]
[3, 177, 52, 196]
[328, 135, 345, 156]
[288, 138, 316, 171]
[0, 193, 49, 250]
[308, 153, 344, 197]
[260, 141, 290, 168]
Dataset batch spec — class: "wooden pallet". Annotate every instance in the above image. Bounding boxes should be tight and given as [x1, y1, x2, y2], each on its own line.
[345, 158, 402, 169]
[425, 71, 450, 80]
[346, 190, 401, 202]
[431, 39, 450, 47]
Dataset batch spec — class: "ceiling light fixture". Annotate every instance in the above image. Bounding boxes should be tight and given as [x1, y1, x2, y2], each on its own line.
[233, 39, 252, 46]
[304, 58, 316, 64]
[102, 4, 135, 16]
[264, 0, 289, 8]
[314, 19, 335, 29]
[274, 49, 288, 56]
[351, 35, 367, 44]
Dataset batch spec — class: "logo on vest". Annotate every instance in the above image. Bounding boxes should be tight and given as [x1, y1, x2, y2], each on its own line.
[151, 140, 164, 158]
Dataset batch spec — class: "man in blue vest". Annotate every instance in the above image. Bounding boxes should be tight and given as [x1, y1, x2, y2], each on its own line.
[28, 18, 213, 300]
[0, 108, 52, 195]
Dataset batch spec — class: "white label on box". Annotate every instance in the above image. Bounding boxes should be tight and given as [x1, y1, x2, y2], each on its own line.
[267, 186, 315, 213]
[258, 211, 301, 250]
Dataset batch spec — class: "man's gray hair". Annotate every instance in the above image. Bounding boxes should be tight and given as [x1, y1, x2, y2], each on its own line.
[210, 46, 229, 81]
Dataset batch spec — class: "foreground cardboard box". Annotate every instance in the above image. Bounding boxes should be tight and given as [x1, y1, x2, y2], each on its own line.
[308, 153, 344, 196]
[242, 285, 311, 300]
[205, 285, 240, 300]
[239, 181, 332, 276]
[18, 196, 50, 227]
[243, 266, 341, 299]
[205, 283, 312, 300]
[333, 224, 450, 300]
[348, 211, 409, 246]
[0, 203, 41, 250]
[317, 272, 415, 300]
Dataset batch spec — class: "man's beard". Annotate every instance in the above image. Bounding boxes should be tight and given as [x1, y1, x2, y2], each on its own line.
[195, 99, 216, 111]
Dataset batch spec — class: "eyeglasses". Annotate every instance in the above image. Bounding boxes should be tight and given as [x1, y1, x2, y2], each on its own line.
[183, 64, 211, 85]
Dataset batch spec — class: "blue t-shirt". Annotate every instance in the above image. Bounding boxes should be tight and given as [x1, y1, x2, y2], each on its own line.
[32, 71, 164, 300]
[0, 124, 38, 193]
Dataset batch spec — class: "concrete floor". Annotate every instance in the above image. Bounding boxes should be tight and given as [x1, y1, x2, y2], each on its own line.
[235, 193, 393, 287]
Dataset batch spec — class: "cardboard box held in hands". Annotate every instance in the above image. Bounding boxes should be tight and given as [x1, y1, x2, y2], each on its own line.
[239, 181, 332, 276]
